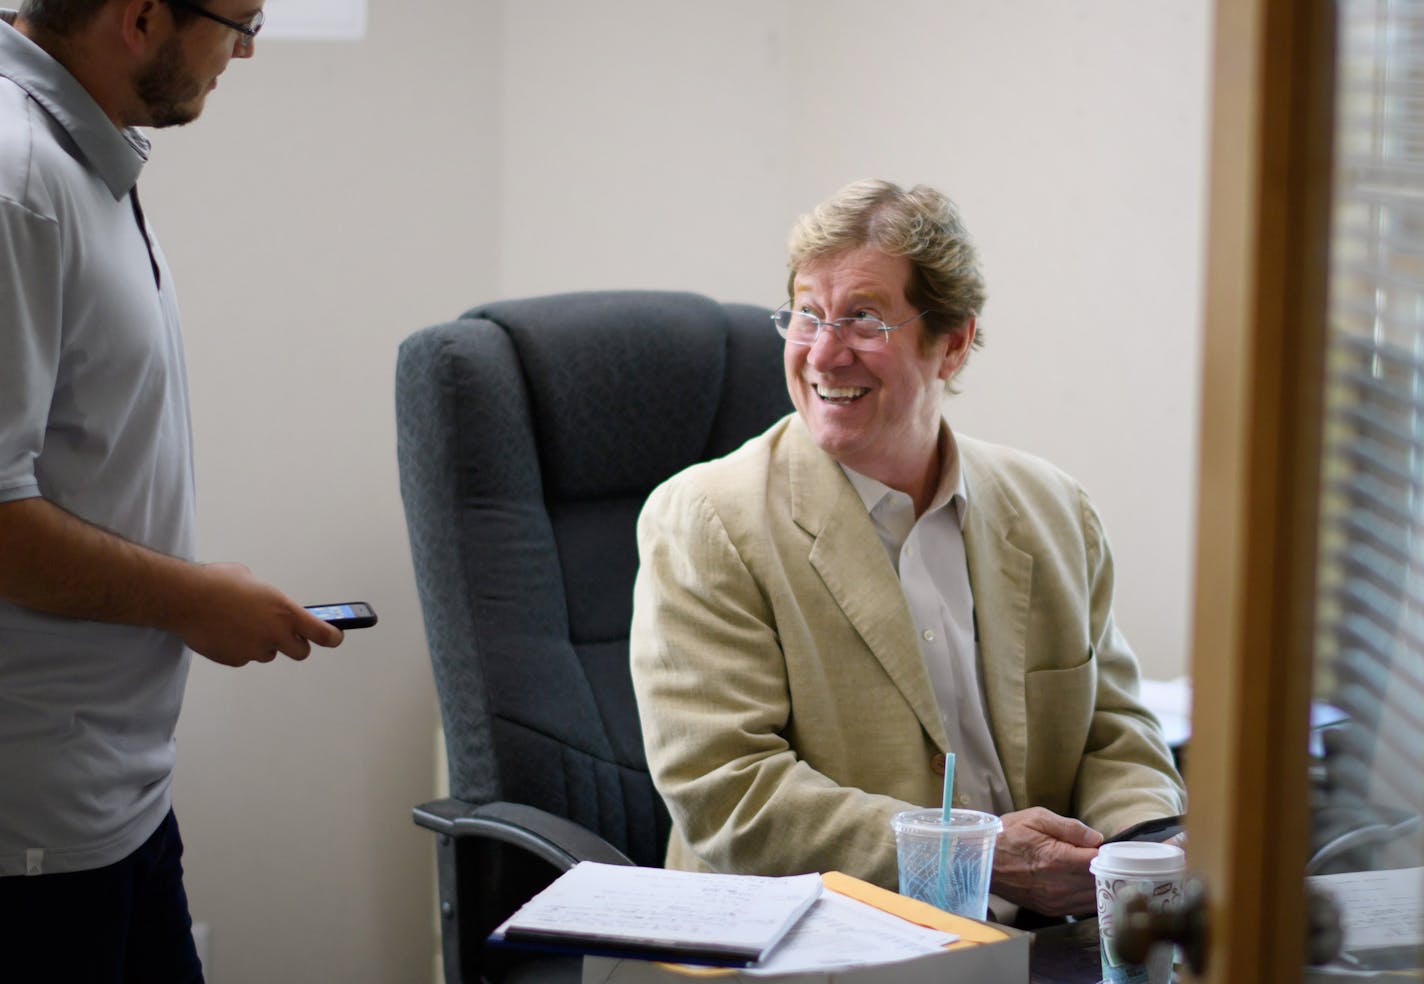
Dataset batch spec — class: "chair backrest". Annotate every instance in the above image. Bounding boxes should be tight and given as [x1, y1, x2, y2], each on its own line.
[396, 290, 792, 868]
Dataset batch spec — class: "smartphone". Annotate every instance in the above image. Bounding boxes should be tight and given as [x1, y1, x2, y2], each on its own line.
[304, 602, 378, 630]
[1104, 814, 1185, 844]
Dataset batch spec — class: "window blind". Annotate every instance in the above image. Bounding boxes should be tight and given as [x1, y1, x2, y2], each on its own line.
[1311, 0, 1424, 873]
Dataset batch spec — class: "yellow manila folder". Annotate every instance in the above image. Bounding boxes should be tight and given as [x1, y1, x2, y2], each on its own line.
[580, 871, 1029, 984]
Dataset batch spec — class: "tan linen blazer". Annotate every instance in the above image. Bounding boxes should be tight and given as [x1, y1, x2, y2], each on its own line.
[630, 414, 1184, 889]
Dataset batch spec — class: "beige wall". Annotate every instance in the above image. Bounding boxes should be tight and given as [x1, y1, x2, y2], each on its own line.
[140, 2, 1210, 980]
[148, 2, 498, 980]
[497, 0, 1211, 679]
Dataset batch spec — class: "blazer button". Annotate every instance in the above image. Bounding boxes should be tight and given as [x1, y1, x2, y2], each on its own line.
[932, 754, 947, 776]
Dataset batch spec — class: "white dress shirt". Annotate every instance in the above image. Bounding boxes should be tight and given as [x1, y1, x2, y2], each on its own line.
[841, 428, 1014, 815]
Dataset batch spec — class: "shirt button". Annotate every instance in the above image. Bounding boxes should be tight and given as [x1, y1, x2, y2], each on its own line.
[932, 754, 947, 776]
[922, 629, 936, 642]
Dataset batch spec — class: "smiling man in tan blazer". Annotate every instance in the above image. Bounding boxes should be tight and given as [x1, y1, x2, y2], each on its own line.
[630, 179, 1185, 920]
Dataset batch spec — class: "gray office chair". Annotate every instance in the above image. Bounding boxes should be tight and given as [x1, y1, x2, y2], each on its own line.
[395, 290, 792, 984]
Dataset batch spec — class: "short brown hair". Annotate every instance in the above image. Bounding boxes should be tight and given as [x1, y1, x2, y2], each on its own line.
[787, 179, 987, 353]
[19, 0, 201, 34]
[17, 0, 108, 34]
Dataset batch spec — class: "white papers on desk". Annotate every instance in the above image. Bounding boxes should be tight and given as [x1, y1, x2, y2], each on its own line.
[744, 892, 958, 976]
[1307, 866, 1424, 950]
[494, 862, 823, 964]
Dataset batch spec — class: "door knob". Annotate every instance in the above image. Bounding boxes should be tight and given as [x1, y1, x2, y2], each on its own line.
[1115, 876, 1209, 975]
[1303, 882, 1343, 966]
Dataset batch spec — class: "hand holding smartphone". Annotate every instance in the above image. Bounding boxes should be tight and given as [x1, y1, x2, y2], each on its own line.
[1103, 814, 1185, 844]
[304, 602, 378, 630]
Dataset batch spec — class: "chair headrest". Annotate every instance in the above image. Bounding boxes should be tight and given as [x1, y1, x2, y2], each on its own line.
[465, 290, 782, 501]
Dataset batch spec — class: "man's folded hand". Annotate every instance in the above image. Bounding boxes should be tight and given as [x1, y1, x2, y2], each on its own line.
[989, 807, 1103, 917]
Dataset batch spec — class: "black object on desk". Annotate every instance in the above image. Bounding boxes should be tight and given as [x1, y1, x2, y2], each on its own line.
[1030, 917, 1106, 984]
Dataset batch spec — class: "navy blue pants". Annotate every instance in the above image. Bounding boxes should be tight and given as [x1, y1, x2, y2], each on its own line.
[0, 810, 205, 984]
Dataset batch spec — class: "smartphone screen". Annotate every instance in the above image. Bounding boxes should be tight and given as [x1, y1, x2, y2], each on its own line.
[305, 602, 377, 629]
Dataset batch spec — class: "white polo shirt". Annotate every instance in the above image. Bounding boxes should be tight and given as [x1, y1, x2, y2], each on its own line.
[0, 13, 195, 876]
[841, 426, 1014, 815]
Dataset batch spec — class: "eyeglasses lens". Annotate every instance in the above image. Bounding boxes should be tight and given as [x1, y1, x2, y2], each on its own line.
[774, 310, 886, 349]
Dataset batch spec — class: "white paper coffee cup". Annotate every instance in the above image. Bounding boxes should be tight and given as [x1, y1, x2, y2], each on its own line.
[1089, 841, 1186, 984]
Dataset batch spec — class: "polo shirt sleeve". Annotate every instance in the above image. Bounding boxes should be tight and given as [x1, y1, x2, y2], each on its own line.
[0, 196, 62, 504]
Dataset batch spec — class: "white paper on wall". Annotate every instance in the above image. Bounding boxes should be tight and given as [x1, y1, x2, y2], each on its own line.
[261, 0, 366, 41]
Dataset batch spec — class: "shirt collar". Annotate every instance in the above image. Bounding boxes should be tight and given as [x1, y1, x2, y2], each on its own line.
[0, 11, 149, 200]
[840, 421, 969, 530]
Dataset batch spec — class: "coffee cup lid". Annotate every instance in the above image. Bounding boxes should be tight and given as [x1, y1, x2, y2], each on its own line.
[1089, 841, 1185, 878]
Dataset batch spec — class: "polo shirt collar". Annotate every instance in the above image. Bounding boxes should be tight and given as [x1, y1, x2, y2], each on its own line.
[0, 11, 150, 199]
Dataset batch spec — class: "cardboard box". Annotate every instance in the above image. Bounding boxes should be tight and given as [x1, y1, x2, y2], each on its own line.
[580, 872, 1029, 984]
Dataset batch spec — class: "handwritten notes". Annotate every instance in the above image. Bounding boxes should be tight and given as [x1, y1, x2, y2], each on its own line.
[1308, 866, 1423, 951]
[494, 862, 823, 964]
[744, 892, 957, 975]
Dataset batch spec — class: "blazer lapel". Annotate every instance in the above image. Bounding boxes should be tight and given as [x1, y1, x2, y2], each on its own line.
[785, 420, 948, 751]
[958, 437, 1034, 809]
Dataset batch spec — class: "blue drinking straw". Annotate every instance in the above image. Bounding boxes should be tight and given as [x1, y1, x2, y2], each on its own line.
[941, 752, 955, 820]
[938, 752, 955, 909]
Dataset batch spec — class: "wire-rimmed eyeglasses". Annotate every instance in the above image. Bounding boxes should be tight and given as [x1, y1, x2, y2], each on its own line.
[163, 0, 264, 47]
[771, 305, 929, 351]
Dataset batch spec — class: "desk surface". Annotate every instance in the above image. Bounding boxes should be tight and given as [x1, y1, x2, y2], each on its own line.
[1029, 917, 1105, 984]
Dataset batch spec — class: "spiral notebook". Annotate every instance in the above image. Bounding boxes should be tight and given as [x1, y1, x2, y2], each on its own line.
[489, 862, 824, 967]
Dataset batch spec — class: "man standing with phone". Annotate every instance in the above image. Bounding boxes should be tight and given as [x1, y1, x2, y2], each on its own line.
[0, 2, 343, 979]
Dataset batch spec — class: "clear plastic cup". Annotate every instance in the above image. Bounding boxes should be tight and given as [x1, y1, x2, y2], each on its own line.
[890, 808, 1003, 920]
[1089, 841, 1186, 984]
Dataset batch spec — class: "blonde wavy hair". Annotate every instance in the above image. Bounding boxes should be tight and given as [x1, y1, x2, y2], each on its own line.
[787, 179, 987, 355]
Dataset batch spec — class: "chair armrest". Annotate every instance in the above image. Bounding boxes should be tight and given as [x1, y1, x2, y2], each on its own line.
[414, 799, 635, 984]
[414, 797, 635, 870]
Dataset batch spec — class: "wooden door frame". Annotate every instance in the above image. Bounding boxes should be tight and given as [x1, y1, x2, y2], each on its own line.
[1186, 0, 1336, 980]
